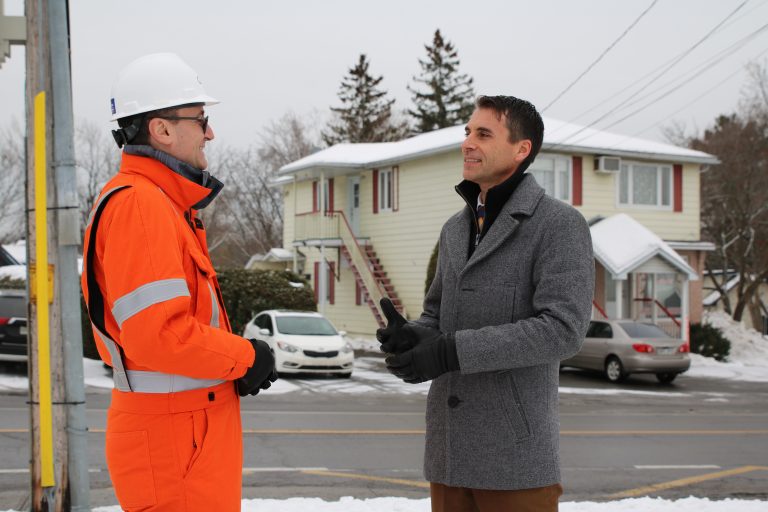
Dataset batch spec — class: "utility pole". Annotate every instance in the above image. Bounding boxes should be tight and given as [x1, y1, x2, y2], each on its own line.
[23, 0, 91, 511]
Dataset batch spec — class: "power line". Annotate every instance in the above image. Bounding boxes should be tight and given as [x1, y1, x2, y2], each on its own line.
[547, 1, 750, 149]
[548, 0, 768, 133]
[605, 45, 768, 147]
[541, 0, 659, 113]
[565, 23, 768, 147]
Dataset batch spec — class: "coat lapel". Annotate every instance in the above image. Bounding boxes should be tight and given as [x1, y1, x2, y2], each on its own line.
[461, 175, 546, 274]
[444, 208, 473, 273]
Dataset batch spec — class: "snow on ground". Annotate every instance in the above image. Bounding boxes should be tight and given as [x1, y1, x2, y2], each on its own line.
[75, 496, 766, 512]
[685, 311, 768, 382]
[703, 310, 768, 362]
[1, 311, 766, 394]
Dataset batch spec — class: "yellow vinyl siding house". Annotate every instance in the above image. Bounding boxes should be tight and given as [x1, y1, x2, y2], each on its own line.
[275, 120, 719, 340]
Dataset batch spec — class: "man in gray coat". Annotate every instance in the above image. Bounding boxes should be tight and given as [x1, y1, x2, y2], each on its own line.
[378, 95, 595, 511]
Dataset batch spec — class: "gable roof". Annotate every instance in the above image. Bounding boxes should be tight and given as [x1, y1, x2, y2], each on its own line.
[591, 213, 698, 280]
[279, 118, 719, 177]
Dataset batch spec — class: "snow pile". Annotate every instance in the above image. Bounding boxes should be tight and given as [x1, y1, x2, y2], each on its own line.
[0, 264, 26, 281]
[346, 334, 381, 353]
[683, 311, 768, 382]
[702, 310, 768, 363]
[80, 496, 767, 512]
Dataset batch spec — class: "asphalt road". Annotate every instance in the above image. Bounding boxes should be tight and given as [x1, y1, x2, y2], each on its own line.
[0, 358, 766, 509]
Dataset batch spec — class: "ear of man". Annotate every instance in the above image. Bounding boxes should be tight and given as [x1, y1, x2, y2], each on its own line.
[147, 117, 174, 149]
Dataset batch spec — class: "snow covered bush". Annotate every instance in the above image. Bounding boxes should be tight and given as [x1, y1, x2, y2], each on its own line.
[690, 322, 731, 361]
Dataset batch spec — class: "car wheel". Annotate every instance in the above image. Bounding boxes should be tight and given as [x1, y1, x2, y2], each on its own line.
[604, 356, 627, 383]
[656, 372, 678, 384]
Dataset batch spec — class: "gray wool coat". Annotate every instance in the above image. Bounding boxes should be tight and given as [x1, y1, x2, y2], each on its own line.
[417, 174, 595, 490]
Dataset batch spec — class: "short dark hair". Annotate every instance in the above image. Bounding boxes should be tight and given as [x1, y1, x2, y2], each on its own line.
[475, 95, 544, 171]
[116, 106, 181, 146]
[116, 102, 203, 146]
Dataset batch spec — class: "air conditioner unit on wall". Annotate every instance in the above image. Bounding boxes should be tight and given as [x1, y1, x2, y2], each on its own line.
[594, 156, 621, 174]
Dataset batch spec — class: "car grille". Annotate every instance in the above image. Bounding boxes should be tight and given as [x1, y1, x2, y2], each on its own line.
[298, 365, 344, 370]
[304, 350, 339, 358]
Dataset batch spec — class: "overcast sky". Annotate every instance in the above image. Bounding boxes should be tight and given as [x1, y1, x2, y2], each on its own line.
[1, 0, 767, 150]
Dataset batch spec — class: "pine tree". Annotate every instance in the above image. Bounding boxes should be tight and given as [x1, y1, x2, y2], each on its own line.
[408, 29, 476, 133]
[322, 54, 409, 145]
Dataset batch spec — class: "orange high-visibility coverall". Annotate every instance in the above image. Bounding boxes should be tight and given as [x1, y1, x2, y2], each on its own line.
[82, 151, 255, 511]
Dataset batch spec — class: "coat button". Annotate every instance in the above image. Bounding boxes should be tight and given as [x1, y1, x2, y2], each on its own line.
[447, 395, 461, 408]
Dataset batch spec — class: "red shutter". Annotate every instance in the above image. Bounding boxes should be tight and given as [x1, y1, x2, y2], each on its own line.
[329, 262, 335, 305]
[373, 169, 379, 214]
[328, 178, 334, 213]
[572, 157, 583, 206]
[673, 164, 683, 212]
[392, 166, 400, 212]
[312, 181, 318, 212]
[313, 261, 319, 303]
[355, 281, 361, 306]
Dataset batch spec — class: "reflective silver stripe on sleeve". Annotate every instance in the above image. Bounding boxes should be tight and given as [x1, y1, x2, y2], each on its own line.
[86, 185, 130, 230]
[93, 325, 132, 392]
[207, 282, 220, 328]
[125, 370, 225, 393]
[112, 279, 190, 328]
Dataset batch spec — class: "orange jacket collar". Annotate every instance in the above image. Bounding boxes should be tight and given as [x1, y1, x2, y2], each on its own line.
[119, 152, 213, 211]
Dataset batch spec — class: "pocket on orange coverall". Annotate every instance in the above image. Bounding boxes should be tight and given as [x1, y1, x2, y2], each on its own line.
[105, 430, 157, 508]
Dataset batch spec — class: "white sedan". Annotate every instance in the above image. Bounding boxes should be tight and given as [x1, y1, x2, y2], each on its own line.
[242, 310, 354, 377]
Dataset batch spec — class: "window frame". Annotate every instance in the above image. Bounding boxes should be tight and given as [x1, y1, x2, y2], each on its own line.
[378, 168, 393, 212]
[616, 161, 673, 210]
[527, 153, 572, 204]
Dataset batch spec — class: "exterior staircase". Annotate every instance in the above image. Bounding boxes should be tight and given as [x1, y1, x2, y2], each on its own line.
[295, 209, 407, 328]
[340, 244, 405, 328]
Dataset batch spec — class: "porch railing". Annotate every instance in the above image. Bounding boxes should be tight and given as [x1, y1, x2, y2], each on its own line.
[295, 211, 340, 241]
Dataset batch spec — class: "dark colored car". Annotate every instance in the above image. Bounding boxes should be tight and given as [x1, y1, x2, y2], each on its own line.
[0, 246, 27, 363]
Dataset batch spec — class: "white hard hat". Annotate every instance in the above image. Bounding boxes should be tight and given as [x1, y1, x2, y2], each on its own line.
[110, 52, 219, 121]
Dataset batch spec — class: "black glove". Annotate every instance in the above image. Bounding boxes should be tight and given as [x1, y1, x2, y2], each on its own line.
[385, 327, 460, 384]
[236, 339, 277, 396]
[376, 298, 418, 354]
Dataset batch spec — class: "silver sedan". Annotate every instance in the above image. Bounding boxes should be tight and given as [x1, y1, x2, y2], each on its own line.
[561, 320, 691, 384]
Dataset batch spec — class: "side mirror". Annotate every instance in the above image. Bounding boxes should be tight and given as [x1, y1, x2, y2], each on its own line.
[258, 328, 271, 336]
[338, 330, 347, 337]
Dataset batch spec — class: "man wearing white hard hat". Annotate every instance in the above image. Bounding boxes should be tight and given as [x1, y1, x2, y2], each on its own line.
[81, 53, 277, 511]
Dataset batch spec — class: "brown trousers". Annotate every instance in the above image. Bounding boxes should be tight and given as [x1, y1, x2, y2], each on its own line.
[430, 482, 563, 512]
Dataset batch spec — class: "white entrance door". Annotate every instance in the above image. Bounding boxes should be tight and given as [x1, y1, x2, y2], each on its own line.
[347, 176, 361, 236]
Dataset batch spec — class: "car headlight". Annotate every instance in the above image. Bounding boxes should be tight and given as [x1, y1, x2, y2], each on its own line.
[341, 342, 353, 354]
[276, 341, 300, 353]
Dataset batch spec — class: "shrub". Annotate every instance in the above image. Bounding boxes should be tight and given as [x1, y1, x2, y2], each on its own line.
[217, 268, 316, 336]
[0, 276, 25, 290]
[689, 322, 731, 361]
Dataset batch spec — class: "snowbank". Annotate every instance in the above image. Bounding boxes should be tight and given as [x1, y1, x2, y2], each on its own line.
[79, 496, 767, 512]
[702, 310, 768, 363]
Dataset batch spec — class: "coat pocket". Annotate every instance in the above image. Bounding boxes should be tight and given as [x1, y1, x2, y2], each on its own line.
[105, 430, 157, 508]
[494, 371, 532, 443]
[456, 285, 516, 330]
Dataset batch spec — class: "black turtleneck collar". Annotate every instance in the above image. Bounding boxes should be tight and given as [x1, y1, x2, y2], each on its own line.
[123, 145, 224, 209]
[455, 170, 530, 254]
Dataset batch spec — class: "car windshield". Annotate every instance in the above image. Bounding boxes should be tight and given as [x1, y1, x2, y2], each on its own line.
[618, 322, 670, 338]
[276, 316, 337, 336]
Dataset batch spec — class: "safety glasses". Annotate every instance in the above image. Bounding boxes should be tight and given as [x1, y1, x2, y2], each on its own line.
[155, 114, 209, 133]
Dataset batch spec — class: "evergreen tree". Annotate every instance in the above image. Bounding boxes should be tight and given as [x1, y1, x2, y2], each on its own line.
[322, 54, 409, 145]
[408, 29, 476, 133]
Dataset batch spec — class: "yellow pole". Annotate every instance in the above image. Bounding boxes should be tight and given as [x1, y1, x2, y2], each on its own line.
[34, 91, 55, 488]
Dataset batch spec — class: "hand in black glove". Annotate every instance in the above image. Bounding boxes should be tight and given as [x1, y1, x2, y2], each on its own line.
[236, 339, 277, 397]
[376, 298, 418, 354]
[385, 327, 459, 384]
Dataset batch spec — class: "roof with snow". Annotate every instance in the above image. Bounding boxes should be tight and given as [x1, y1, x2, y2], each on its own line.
[590, 213, 698, 280]
[279, 118, 718, 176]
